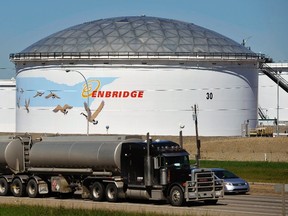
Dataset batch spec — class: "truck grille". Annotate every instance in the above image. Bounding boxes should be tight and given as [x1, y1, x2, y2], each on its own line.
[185, 169, 224, 201]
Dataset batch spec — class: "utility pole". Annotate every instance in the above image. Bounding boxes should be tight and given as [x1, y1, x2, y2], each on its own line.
[276, 70, 281, 136]
[192, 104, 201, 168]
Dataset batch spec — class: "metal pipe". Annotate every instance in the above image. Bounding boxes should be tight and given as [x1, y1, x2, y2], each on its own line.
[179, 130, 183, 149]
[145, 132, 152, 186]
[92, 171, 113, 176]
[193, 104, 200, 168]
[146, 132, 150, 157]
[27, 167, 93, 173]
[65, 69, 90, 136]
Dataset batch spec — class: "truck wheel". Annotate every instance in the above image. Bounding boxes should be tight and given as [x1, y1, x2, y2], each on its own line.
[11, 178, 25, 197]
[105, 183, 118, 202]
[90, 182, 104, 201]
[26, 179, 38, 198]
[0, 178, 9, 196]
[169, 185, 184, 206]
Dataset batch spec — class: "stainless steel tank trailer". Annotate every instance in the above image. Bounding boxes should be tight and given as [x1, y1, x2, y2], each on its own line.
[0, 133, 223, 206]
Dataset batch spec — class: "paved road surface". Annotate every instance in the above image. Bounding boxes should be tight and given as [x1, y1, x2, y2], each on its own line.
[0, 194, 287, 216]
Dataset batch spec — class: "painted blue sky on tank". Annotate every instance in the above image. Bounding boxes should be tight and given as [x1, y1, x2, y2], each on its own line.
[16, 77, 117, 108]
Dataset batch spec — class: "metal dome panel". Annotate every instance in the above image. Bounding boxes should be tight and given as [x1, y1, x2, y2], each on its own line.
[21, 16, 252, 54]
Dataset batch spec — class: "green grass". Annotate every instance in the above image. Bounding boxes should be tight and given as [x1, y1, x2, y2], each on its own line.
[0, 204, 175, 216]
[198, 160, 288, 183]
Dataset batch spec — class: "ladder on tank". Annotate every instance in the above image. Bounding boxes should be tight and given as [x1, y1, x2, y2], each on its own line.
[19, 135, 33, 171]
[260, 63, 288, 93]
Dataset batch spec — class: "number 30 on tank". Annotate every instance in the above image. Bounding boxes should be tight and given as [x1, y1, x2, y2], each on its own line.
[206, 92, 213, 100]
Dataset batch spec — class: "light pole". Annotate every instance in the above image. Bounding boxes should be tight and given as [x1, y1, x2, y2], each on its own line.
[192, 104, 200, 168]
[65, 69, 90, 136]
[276, 70, 281, 136]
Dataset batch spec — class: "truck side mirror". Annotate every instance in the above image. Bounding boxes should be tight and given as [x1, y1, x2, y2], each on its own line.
[154, 157, 160, 169]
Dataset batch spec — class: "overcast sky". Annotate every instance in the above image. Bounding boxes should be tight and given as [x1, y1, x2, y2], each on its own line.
[1, 0, 287, 78]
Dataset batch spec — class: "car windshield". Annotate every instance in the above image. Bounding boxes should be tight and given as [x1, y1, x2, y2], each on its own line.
[214, 170, 238, 179]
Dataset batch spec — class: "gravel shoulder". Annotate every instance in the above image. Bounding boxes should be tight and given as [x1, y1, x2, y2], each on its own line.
[249, 182, 279, 195]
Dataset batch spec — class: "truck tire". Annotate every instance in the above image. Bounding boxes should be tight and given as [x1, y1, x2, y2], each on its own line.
[26, 179, 38, 198]
[90, 182, 104, 201]
[11, 178, 25, 197]
[105, 183, 118, 202]
[0, 178, 9, 196]
[169, 185, 184, 206]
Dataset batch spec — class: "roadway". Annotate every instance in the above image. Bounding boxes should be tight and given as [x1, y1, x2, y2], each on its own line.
[0, 193, 287, 216]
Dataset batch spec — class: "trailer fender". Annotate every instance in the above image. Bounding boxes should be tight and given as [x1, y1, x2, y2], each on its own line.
[13, 175, 29, 184]
[102, 180, 124, 189]
[28, 176, 42, 183]
[0, 175, 13, 183]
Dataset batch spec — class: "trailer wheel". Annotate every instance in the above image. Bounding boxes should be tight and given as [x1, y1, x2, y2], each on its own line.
[169, 185, 184, 206]
[26, 179, 38, 198]
[90, 182, 104, 201]
[0, 178, 9, 196]
[105, 183, 118, 202]
[11, 178, 25, 197]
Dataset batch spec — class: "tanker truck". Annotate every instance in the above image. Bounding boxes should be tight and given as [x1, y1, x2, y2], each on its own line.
[0, 133, 223, 206]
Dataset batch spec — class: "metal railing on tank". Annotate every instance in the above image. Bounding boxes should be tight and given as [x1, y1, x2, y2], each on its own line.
[10, 52, 265, 61]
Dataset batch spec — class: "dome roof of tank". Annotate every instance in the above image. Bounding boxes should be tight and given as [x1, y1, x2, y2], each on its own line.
[21, 16, 252, 54]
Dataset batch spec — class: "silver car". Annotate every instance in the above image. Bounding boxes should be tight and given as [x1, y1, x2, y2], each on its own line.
[211, 168, 250, 194]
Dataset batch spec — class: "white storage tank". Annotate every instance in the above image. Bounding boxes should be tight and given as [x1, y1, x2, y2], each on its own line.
[258, 63, 288, 125]
[10, 16, 263, 136]
[0, 79, 16, 133]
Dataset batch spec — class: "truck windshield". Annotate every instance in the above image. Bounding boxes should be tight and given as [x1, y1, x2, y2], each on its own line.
[164, 155, 189, 168]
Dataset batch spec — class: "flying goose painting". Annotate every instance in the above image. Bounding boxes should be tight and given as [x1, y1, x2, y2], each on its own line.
[45, 91, 60, 99]
[81, 101, 105, 125]
[25, 99, 30, 113]
[33, 91, 45, 98]
[53, 104, 73, 115]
